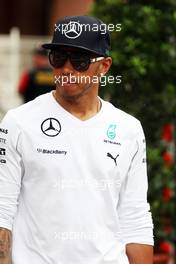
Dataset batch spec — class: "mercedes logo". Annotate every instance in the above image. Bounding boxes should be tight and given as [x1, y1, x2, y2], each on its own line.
[41, 118, 61, 137]
[63, 21, 82, 39]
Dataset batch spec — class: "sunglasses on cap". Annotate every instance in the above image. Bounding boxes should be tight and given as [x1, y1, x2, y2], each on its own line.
[49, 50, 104, 72]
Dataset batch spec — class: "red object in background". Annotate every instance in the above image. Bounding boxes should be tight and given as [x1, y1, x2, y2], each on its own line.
[159, 241, 173, 254]
[153, 254, 170, 264]
[18, 71, 29, 94]
[162, 152, 174, 166]
[162, 187, 173, 202]
[164, 225, 173, 235]
[162, 124, 173, 143]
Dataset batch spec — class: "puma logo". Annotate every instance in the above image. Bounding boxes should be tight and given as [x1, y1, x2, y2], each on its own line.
[107, 152, 119, 166]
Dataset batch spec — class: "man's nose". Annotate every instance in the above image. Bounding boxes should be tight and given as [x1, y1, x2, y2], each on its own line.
[62, 59, 74, 74]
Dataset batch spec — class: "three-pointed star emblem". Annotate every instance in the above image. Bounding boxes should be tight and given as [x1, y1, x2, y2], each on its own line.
[41, 118, 61, 137]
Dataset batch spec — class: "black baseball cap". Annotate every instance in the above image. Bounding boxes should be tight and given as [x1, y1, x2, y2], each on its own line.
[42, 15, 111, 57]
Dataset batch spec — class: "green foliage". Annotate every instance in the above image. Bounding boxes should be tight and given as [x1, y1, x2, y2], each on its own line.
[92, 0, 176, 248]
[92, 0, 176, 142]
[147, 146, 175, 244]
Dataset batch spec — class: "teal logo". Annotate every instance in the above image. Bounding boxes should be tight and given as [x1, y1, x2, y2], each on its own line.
[107, 124, 116, 140]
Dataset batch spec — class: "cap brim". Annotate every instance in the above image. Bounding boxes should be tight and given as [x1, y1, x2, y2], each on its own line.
[42, 43, 104, 56]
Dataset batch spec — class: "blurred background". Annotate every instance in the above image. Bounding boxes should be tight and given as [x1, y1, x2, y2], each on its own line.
[0, 0, 175, 263]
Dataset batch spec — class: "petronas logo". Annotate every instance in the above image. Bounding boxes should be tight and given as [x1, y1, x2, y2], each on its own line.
[107, 124, 116, 140]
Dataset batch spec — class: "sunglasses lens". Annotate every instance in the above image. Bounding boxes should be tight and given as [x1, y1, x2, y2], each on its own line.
[49, 50, 91, 71]
[49, 51, 67, 68]
[70, 54, 90, 72]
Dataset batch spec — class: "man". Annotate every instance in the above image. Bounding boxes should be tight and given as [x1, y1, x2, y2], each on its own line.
[18, 47, 55, 103]
[0, 16, 153, 264]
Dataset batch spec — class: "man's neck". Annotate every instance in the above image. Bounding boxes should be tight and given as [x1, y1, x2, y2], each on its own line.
[52, 91, 101, 121]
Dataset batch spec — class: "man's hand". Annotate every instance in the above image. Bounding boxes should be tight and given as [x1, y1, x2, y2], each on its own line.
[0, 228, 11, 264]
[126, 243, 153, 264]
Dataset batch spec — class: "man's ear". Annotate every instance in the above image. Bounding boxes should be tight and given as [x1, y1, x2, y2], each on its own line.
[100, 57, 112, 75]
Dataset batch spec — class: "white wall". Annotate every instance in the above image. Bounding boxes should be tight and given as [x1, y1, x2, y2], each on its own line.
[0, 28, 51, 120]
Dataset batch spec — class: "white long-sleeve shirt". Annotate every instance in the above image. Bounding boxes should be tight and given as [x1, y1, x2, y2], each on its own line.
[0, 92, 153, 264]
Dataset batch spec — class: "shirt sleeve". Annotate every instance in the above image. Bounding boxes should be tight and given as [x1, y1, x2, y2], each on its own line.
[117, 122, 154, 246]
[0, 111, 23, 231]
